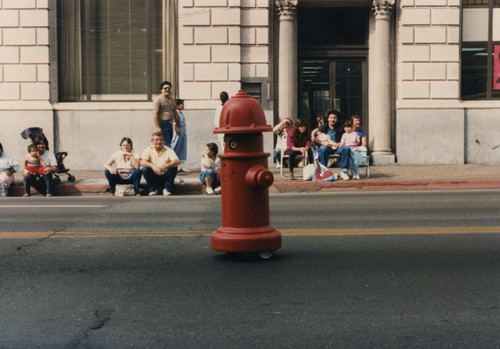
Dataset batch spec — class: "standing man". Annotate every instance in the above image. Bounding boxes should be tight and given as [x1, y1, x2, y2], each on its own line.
[317, 109, 351, 180]
[213, 91, 229, 151]
[153, 81, 181, 147]
[141, 132, 180, 196]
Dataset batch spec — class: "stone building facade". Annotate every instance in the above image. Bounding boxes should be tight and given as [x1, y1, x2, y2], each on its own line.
[0, 0, 499, 170]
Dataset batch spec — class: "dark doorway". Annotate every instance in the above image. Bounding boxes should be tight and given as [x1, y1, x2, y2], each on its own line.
[300, 59, 365, 127]
[297, 5, 369, 129]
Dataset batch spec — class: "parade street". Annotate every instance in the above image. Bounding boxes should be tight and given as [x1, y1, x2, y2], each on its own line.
[0, 190, 499, 348]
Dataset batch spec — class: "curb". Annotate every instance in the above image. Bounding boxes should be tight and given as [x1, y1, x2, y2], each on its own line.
[270, 179, 500, 193]
[6, 179, 500, 196]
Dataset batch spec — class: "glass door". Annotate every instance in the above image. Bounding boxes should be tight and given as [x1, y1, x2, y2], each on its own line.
[299, 59, 365, 128]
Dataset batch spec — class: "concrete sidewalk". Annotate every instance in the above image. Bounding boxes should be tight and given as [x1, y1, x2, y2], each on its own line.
[6, 163, 500, 196]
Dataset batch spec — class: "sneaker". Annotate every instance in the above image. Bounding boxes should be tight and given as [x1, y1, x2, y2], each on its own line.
[206, 187, 214, 195]
[276, 163, 281, 169]
[354, 175, 361, 180]
[213, 186, 221, 194]
[148, 190, 158, 196]
[179, 167, 190, 173]
[338, 171, 349, 180]
[163, 189, 171, 196]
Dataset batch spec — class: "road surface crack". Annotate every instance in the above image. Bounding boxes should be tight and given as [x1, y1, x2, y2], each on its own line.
[16, 231, 57, 251]
[90, 308, 113, 330]
[67, 307, 114, 347]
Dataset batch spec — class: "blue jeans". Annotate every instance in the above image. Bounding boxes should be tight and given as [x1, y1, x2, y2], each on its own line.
[142, 166, 177, 193]
[318, 145, 350, 171]
[273, 147, 281, 164]
[199, 169, 220, 188]
[349, 148, 367, 176]
[159, 121, 173, 147]
[23, 173, 53, 196]
[285, 149, 313, 174]
[104, 168, 142, 194]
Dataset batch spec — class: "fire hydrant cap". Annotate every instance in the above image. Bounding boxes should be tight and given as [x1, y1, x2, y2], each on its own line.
[214, 90, 272, 134]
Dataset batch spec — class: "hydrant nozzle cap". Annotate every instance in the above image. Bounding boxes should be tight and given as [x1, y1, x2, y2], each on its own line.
[214, 90, 272, 134]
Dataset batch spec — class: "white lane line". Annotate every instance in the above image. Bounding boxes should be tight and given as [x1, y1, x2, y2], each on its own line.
[0, 205, 108, 208]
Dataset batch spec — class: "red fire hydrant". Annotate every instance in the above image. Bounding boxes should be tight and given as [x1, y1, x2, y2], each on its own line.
[211, 90, 281, 258]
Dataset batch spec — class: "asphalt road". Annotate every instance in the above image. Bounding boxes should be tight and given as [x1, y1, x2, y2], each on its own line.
[0, 190, 499, 348]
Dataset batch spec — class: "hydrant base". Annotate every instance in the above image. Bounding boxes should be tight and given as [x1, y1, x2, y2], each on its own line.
[211, 226, 281, 253]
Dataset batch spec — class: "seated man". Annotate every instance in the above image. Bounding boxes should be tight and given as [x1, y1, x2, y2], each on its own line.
[141, 132, 180, 196]
[350, 113, 369, 167]
[317, 109, 350, 180]
[351, 114, 367, 148]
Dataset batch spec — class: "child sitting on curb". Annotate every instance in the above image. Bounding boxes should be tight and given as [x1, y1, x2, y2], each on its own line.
[200, 142, 221, 195]
[23, 144, 47, 197]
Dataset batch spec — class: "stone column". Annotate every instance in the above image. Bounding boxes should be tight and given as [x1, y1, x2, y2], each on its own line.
[369, 0, 395, 164]
[276, 0, 298, 121]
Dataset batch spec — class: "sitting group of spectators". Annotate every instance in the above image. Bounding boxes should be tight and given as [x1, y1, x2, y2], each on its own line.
[0, 132, 182, 198]
[104, 133, 222, 197]
[103, 132, 180, 196]
[0, 136, 59, 197]
[273, 109, 367, 180]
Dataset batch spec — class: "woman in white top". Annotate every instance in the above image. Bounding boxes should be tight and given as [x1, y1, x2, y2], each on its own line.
[103, 137, 142, 196]
[0, 142, 20, 196]
[272, 117, 293, 168]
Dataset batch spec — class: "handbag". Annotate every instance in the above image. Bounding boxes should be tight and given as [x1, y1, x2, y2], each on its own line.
[312, 160, 336, 182]
[115, 184, 135, 196]
[303, 164, 315, 181]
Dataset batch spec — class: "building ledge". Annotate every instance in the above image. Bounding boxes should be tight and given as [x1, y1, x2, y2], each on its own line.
[52, 102, 153, 111]
[0, 101, 53, 111]
[397, 99, 500, 109]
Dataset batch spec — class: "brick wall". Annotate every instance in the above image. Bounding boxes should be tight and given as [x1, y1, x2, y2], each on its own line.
[0, 0, 50, 103]
[397, 0, 460, 101]
[179, 0, 269, 109]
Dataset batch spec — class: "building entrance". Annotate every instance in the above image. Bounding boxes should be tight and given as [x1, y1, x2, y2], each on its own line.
[299, 59, 365, 127]
[296, 5, 369, 129]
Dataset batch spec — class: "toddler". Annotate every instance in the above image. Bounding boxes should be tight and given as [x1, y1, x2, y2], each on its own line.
[314, 131, 338, 150]
[23, 144, 46, 177]
[339, 120, 361, 179]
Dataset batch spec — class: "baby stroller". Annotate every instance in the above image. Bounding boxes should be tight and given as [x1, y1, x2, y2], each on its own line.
[20, 127, 76, 185]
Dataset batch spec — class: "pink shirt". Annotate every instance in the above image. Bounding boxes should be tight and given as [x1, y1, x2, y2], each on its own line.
[340, 131, 360, 148]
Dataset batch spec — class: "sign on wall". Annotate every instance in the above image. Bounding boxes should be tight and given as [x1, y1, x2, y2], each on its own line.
[494, 45, 500, 90]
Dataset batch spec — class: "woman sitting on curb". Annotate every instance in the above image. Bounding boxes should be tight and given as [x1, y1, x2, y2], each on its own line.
[103, 137, 142, 196]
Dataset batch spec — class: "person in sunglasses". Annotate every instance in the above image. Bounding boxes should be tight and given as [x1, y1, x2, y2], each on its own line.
[153, 81, 181, 148]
